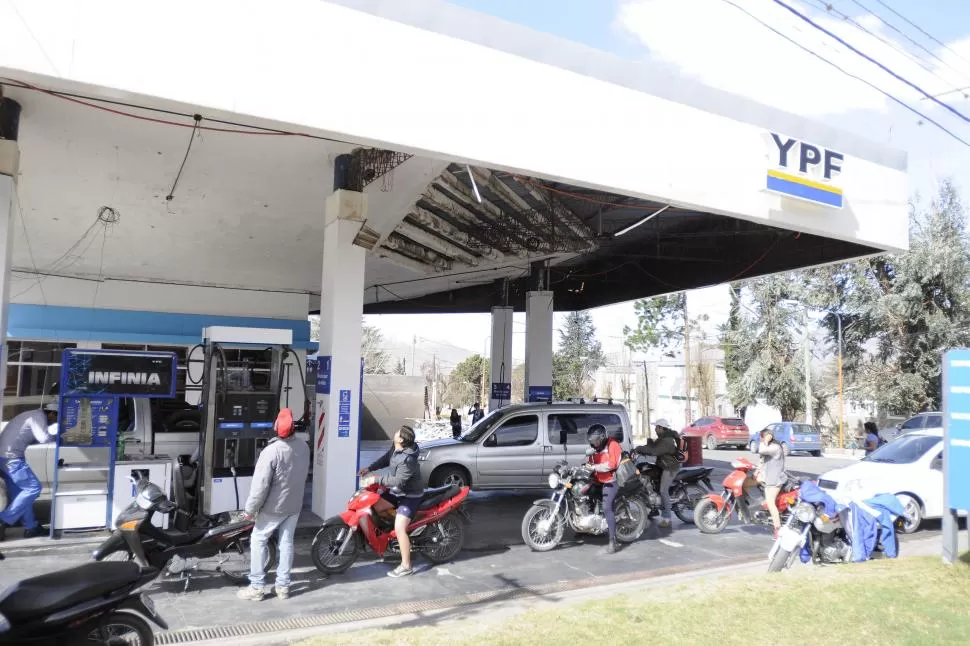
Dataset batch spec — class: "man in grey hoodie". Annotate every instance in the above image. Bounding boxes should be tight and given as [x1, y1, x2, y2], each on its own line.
[238, 408, 309, 601]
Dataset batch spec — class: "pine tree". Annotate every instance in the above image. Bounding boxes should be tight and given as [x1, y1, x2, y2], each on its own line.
[553, 311, 605, 399]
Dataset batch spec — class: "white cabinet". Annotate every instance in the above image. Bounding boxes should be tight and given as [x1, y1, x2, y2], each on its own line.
[111, 457, 173, 529]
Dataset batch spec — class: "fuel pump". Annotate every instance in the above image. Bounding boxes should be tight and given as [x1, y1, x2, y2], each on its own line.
[196, 327, 303, 516]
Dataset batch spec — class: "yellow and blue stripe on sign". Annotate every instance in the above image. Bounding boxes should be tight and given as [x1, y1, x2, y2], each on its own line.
[766, 169, 843, 208]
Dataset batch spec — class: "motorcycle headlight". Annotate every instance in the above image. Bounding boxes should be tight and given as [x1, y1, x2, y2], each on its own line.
[548, 473, 560, 489]
[795, 502, 816, 523]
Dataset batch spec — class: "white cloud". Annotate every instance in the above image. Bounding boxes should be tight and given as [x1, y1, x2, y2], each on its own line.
[615, 0, 970, 117]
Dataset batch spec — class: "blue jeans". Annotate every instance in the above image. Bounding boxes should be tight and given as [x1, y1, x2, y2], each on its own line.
[0, 459, 41, 529]
[249, 512, 299, 589]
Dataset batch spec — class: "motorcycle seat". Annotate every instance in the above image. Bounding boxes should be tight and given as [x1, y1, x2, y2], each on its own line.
[0, 561, 141, 623]
[203, 520, 252, 539]
[418, 484, 460, 509]
[163, 527, 210, 545]
[676, 466, 711, 480]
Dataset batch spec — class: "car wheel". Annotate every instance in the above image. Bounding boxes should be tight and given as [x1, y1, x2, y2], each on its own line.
[810, 450, 822, 457]
[749, 440, 758, 454]
[705, 435, 717, 451]
[431, 465, 470, 489]
[895, 494, 922, 534]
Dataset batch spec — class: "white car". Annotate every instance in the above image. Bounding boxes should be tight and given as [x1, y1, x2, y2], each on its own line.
[817, 429, 963, 533]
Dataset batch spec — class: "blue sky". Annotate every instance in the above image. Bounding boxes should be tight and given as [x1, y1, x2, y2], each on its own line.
[369, 0, 970, 366]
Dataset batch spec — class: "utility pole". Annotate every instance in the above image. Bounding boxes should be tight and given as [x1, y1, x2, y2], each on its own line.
[640, 360, 651, 434]
[431, 353, 438, 419]
[411, 335, 417, 377]
[803, 308, 813, 424]
[684, 304, 692, 426]
[837, 314, 844, 448]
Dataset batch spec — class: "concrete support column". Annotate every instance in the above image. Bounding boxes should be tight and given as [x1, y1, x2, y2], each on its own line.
[312, 187, 367, 520]
[488, 306, 513, 412]
[0, 99, 21, 415]
[525, 291, 554, 402]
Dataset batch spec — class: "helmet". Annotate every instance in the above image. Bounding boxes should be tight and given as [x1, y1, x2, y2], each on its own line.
[586, 424, 607, 450]
[654, 418, 674, 432]
[275, 408, 295, 439]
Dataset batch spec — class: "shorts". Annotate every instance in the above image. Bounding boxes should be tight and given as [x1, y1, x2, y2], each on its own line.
[381, 492, 423, 519]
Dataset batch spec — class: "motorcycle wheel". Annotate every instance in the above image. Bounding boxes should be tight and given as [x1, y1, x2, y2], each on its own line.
[89, 611, 155, 646]
[220, 538, 278, 584]
[615, 497, 649, 543]
[311, 521, 361, 574]
[694, 497, 731, 534]
[422, 514, 465, 563]
[672, 483, 707, 525]
[521, 503, 565, 552]
[102, 549, 134, 562]
[768, 547, 795, 573]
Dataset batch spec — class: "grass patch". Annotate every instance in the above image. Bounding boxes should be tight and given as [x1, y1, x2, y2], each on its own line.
[300, 556, 970, 646]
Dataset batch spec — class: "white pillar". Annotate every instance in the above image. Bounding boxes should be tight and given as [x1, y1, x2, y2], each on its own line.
[0, 146, 18, 412]
[489, 306, 513, 411]
[312, 189, 367, 520]
[525, 291, 554, 402]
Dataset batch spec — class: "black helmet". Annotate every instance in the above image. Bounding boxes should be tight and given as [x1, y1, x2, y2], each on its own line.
[587, 424, 607, 450]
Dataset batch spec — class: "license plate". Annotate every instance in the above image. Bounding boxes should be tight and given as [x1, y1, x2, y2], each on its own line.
[141, 593, 157, 617]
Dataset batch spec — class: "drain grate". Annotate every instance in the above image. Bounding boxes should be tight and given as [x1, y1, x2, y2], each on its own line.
[154, 555, 762, 644]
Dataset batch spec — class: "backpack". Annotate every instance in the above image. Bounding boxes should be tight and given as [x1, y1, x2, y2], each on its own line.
[615, 451, 640, 490]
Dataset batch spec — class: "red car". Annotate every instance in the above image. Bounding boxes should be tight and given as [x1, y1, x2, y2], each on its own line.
[682, 416, 749, 451]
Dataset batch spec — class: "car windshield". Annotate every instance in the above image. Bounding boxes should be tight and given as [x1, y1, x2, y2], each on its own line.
[459, 410, 503, 443]
[864, 434, 941, 464]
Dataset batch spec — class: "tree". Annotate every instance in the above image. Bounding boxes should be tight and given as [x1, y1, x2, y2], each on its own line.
[691, 352, 717, 417]
[722, 274, 806, 420]
[308, 316, 389, 375]
[362, 323, 390, 374]
[511, 363, 526, 404]
[721, 283, 747, 409]
[443, 354, 488, 407]
[804, 179, 970, 414]
[553, 311, 606, 400]
[393, 358, 407, 375]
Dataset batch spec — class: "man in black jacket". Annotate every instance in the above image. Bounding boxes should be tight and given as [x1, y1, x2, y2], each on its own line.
[359, 425, 423, 577]
[642, 419, 682, 529]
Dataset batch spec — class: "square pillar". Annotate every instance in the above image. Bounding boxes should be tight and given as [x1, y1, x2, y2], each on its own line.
[489, 306, 513, 411]
[525, 291, 554, 402]
[312, 189, 367, 520]
[0, 147, 19, 412]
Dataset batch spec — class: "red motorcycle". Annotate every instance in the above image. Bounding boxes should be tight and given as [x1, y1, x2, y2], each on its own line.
[310, 482, 470, 574]
[693, 458, 799, 534]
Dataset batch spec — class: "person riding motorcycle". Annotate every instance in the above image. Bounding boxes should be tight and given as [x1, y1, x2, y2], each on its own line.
[585, 424, 622, 554]
[636, 418, 681, 528]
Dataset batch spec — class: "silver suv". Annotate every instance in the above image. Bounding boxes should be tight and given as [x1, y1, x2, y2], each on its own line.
[416, 402, 634, 490]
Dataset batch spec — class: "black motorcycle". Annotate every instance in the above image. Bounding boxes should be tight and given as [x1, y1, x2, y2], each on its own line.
[521, 460, 649, 551]
[92, 477, 276, 587]
[0, 549, 166, 645]
[632, 450, 714, 524]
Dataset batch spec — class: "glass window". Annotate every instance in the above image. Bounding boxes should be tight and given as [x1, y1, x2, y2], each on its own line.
[925, 415, 943, 428]
[865, 435, 941, 465]
[3, 341, 76, 420]
[900, 416, 923, 430]
[548, 413, 624, 446]
[721, 418, 744, 427]
[487, 415, 538, 447]
[693, 417, 712, 427]
[794, 424, 818, 434]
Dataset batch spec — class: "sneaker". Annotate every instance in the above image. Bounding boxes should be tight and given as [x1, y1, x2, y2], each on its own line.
[274, 586, 290, 600]
[387, 565, 414, 578]
[236, 586, 266, 601]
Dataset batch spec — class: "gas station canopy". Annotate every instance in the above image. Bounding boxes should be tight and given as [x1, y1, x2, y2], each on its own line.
[0, 0, 908, 321]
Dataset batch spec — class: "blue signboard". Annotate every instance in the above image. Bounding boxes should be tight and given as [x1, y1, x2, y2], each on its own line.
[943, 350, 970, 510]
[316, 356, 332, 394]
[338, 389, 351, 438]
[491, 382, 512, 400]
[61, 349, 177, 398]
[528, 386, 553, 403]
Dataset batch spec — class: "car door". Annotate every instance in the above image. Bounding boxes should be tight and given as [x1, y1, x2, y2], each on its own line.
[475, 414, 543, 488]
[918, 448, 945, 517]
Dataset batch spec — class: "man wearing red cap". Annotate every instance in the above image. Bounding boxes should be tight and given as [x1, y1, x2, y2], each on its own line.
[237, 408, 310, 601]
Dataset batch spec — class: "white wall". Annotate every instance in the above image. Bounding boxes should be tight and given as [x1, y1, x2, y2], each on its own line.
[11, 274, 310, 319]
[0, 0, 908, 254]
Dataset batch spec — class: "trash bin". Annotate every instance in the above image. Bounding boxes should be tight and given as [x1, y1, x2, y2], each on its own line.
[683, 435, 703, 467]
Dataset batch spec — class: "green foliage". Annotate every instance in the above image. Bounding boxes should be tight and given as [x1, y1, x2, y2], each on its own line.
[553, 311, 605, 399]
[624, 293, 687, 356]
[444, 354, 488, 407]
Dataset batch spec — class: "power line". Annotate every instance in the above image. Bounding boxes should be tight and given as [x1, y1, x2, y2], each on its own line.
[771, 0, 970, 123]
[808, 0, 967, 96]
[718, 0, 970, 147]
[848, 0, 970, 84]
[870, 0, 970, 71]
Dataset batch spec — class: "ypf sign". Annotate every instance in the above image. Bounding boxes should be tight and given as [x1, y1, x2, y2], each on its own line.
[765, 133, 844, 209]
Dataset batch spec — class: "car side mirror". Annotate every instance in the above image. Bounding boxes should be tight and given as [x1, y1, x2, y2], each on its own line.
[484, 434, 497, 447]
[931, 457, 943, 471]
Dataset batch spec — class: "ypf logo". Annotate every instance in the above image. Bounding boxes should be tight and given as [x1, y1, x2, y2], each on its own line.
[765, 133, 844, 208]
